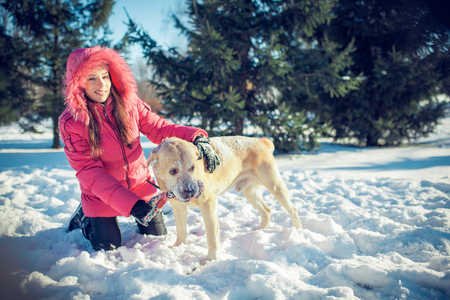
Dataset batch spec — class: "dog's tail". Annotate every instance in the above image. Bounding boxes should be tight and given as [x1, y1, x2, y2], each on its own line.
[260, 137, 275, 152]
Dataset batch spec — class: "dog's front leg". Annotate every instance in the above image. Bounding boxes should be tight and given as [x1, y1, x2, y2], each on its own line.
[199, 198, 219, 261]
[170, 199, 188, 246]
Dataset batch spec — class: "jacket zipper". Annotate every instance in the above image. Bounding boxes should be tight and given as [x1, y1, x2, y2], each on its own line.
[103, 105, 132, 189]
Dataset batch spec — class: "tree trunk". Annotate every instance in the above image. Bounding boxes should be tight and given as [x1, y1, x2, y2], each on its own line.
[234, 117, 244, 135]
[51, 114, 61, 149]
[366, 132, 380, 147]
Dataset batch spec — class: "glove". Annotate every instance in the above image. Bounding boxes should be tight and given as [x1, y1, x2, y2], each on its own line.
[130, 200, 159, 227]
[193, 136, 221, 173]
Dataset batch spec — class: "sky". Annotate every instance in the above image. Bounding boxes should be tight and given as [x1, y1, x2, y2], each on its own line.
[108, 0, 189, 63]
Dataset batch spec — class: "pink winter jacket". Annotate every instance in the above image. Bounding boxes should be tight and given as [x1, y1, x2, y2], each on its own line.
[59, 46, 206, 217]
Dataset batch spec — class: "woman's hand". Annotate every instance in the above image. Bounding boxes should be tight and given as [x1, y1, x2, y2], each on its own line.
[193, 136, 221, 173]
[130, 200, 158, 226]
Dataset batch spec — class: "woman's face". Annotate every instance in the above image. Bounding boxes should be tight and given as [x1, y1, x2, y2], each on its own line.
[85, 66, 111, 103]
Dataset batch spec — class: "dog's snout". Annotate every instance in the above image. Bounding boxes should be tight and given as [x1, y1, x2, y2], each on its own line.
[175, 176, 199, 201]
[181, 187, 197, 200]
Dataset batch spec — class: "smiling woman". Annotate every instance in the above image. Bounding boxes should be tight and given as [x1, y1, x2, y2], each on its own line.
[85, 66, 111, 103]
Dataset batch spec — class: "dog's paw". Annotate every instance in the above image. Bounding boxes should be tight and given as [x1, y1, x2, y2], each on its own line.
[292, 215, 303, 229]
[201, 256, 217, 265]
[259, 221, 270, 230]
[289, 207, 303, 229]
[170, 239, 186, 248]
[204, 251, 219, 262]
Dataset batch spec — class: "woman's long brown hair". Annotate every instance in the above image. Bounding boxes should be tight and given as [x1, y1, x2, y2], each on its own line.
[86, 84, 134, 159]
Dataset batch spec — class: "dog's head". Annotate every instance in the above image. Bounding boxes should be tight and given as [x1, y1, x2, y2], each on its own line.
[148, 138, 201, 202]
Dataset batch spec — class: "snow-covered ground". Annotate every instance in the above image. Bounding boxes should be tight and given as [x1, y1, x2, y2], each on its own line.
[0, 117, 449, 300]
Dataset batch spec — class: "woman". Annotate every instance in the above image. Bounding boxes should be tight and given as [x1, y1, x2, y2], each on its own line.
[59, 46, 219, 251]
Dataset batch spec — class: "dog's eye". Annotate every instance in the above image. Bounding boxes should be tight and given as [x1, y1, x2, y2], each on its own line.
[189, 165, 195, 172]
[169, 168, 178, 175]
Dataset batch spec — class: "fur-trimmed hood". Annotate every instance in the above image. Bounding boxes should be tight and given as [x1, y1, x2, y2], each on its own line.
[63, 46, 138, 125]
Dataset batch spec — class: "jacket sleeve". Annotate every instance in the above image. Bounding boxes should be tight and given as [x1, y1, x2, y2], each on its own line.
[137, 100, 207, 143]
[59, 118, 139, 216]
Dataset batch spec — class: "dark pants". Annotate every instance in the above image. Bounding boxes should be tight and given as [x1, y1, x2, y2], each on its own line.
[84, 211, 167, 251]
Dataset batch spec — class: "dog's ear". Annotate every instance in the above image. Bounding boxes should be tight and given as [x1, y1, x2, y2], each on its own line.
[148, 146, 160, 167]
[192, 142, 201, 160]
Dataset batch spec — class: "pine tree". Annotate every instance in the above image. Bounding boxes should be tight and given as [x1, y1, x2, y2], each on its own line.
[126, 0, 359, 152]
[0, 18, 25, 124]
[260, 1, 360, 151]
[319, 0, 450, 146]
[1, 0, 114, 148]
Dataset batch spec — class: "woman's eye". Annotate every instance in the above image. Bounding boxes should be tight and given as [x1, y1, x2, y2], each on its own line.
[169, 169, 178, 175]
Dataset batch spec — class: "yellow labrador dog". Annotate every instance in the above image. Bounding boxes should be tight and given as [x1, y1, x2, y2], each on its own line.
[148, 136, 302, 260]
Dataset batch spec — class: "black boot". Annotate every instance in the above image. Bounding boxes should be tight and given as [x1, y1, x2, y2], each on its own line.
[67, 203, 85, 232]
[136, 210, 167, 236]
[67, 203, 91, 240]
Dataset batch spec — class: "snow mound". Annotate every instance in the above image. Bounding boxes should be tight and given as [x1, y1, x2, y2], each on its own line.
[0, 117, 449, 299]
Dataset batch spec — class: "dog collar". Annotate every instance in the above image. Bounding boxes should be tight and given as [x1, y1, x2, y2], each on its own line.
[196, 180, 205, 198]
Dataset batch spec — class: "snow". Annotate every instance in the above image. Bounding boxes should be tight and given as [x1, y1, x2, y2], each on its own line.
[0, 117, 449, 300]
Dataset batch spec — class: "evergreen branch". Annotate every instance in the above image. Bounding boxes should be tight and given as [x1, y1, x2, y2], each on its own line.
[191, 0, 213, 41]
